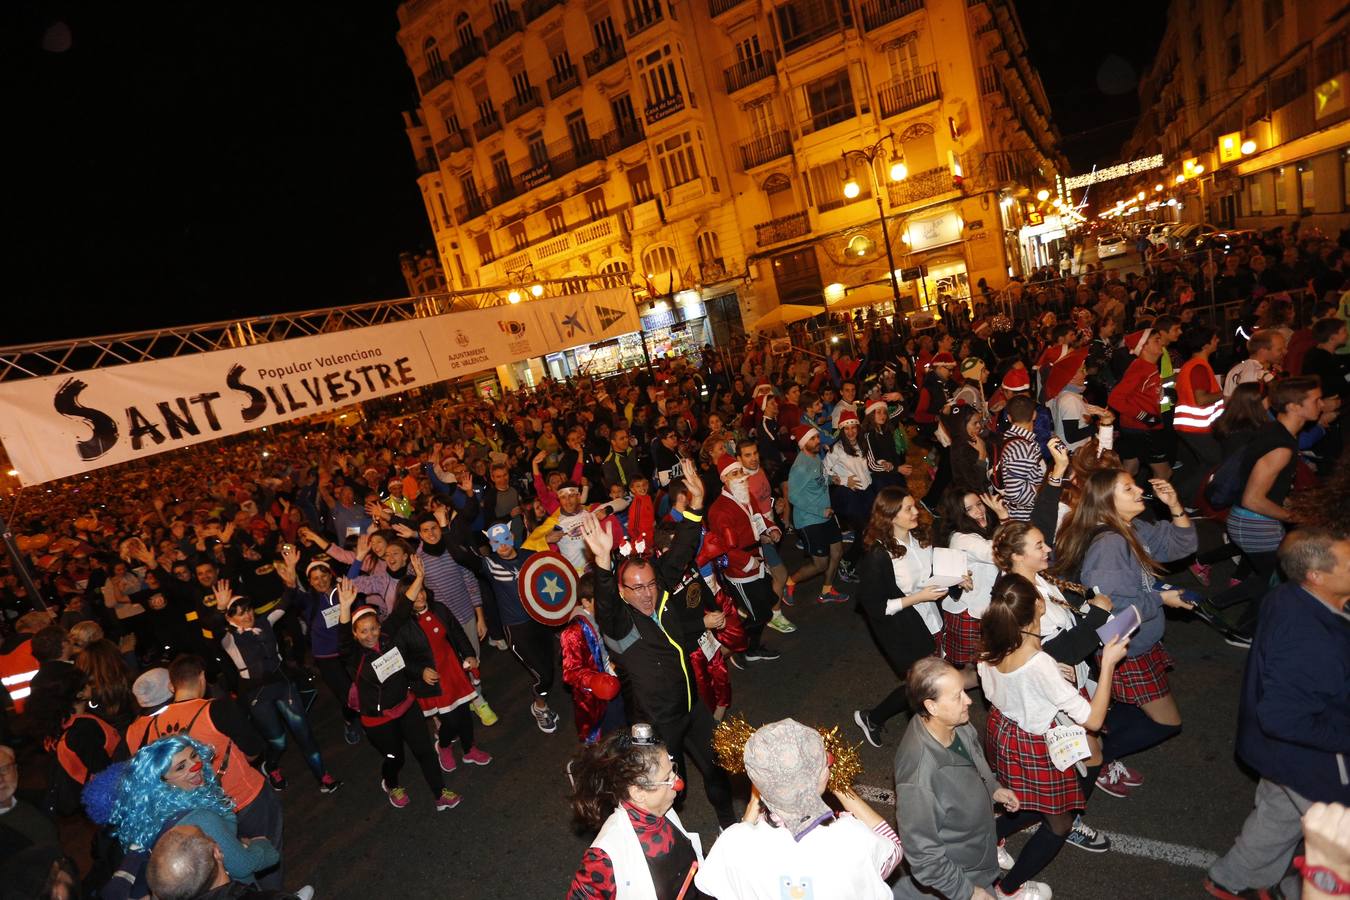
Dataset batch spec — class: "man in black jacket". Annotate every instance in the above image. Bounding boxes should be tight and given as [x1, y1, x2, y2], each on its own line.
[580, 476, 736, 827]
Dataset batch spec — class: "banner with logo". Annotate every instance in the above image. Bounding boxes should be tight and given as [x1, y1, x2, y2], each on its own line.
[0, 288, 636, 485]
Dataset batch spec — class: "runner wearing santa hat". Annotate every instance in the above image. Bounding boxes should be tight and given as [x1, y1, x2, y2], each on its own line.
[1108, 328, 1170, 480]
[826, 406, 876, 581]
[862, 399, 911, 491]
[707, 455, 782, 662]
[1045, 349, 1100, 453]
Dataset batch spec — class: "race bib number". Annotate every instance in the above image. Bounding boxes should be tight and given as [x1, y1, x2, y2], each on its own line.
[371, 646, 406, 683]
[321, 605, 342, 629]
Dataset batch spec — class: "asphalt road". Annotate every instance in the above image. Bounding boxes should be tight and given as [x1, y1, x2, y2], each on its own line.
[274, 515, 1261, 900]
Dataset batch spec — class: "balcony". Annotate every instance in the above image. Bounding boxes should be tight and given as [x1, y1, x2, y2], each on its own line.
[602, 122, 647, 153]
[435, 130, 469, 160]
[523, 0, 562, 22]
[739, 130, 792, 169]
[584, 40, 627, 76]
[455, 197, 488, 223]
[859, 0, 922, 31]
[418, 65, 450, 95]
[877, 65, 940, 118]
[755, 210, 811, 246]
[503, 86, 543, 122]
[978, 64, 999, 94]
[724, 54, 777, 93]
[473, 112, 502, 141]
[448, 38, 485, 72]
[547, 66, 581, 99]
[887, 166, 952, 206]
[710, 0, 749, 14]
[625, 5, 665, 38]
[778, 0, 845, 55]
[484, 11, 523, 48]
[415, 150, 438, 175]
[491, 178, 522, 206]
[644, 92, 686, 125]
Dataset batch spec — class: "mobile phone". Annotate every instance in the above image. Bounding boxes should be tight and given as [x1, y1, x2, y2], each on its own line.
[345, 527, 361, 538]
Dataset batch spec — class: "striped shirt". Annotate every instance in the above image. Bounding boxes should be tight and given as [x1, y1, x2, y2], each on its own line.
[995, 425, 1045, 522]
[417, 547, 482, 623]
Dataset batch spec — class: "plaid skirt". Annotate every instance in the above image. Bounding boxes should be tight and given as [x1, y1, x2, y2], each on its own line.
[940, 609, 982, 666]
[1105, 643, 1174, 706]
[985, 706, 1085, 815]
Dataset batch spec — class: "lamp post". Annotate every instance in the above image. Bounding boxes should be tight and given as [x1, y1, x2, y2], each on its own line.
[841, 132, 908, 313]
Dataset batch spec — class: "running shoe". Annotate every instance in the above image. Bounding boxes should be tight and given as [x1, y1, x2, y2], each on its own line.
[469, 697, 498, 726]
[382, 781, 409, 809]
[838, 561, 858, 583]
[435, 788, 462, 811]
[262, 764, 287, 792]
[343, 721, 362, 745]
[767, 609, 797, 634]
[487, 638, 508, 651]
[462, 746, 493, 766]
[438, 744, 458, 773]
[782, 582, 798, 606]
[318, 774, 342, 795]
[295, 887, 315, 900]
[1224, 630, 1253, 649]
[1202, 877, 1279, 900]
[743, 646, 781, 662]
[1094, 762, 1133, 798]
[996, 880, 1052, 899]
[1065, 817, 1110, 852]
[997, 840, 1014, 871]
[1108, 759, 1143, 787]
[1189, 561, 1212, 586]
[854, 710, 882, 748]
[728, 653, 746, 671]
[533, 704, 560, 734]
[818, 588, 849, 604]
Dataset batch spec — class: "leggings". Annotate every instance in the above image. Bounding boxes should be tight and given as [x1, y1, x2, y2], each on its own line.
[246, 678, 325, 779]
[504, 619, 555, 700]
[364, 702, 444, 794]
[432, 703, 476, 751]
[314, 655, 359, 724]
[724, 576, 776, 652]
[997, 810, 1073, 894]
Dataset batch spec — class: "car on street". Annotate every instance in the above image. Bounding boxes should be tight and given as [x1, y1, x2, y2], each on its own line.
[1146, 222, 1176, 250]
[1097, 232, 1129, 259]
[1167, 222, 1219, 251]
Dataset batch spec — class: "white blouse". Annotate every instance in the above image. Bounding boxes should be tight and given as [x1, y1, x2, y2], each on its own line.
[945, 531, 998, 618]
[891, 535, 942, 634]
[978, 651, 1092, 736]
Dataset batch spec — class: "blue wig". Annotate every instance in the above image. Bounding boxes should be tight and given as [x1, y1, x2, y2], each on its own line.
[106, 734, 235, 850]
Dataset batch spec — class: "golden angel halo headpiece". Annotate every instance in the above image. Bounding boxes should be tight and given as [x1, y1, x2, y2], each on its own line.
[713, 715, 863, 793]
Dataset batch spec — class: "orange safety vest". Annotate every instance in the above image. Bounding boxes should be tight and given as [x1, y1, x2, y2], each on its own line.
[126, 698, 263, 811]
[1174, 358, 1225, 433]
[0, 639, 39, 714]
[56, 713, 122, 785]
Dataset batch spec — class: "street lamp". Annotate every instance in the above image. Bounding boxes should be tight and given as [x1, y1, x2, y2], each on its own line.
[840, 132, 909, 311]
[1036, 188, 1050, 202]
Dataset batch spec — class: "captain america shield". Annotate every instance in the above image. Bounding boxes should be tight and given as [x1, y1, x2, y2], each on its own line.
[517, 551, 579, 626]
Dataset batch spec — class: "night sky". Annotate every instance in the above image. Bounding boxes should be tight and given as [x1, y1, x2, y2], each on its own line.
[6, 1, 1169, 347]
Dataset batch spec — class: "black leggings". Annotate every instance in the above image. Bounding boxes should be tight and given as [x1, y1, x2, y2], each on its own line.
[433, 703, 475, 751]
[724, 576, 777, 651]
[246, 678, 325, 779]
[504, 619, 556, 700]
[364, 702, 444, 795]
[653, 704, 735, 828]
[997, 810, 1074, 893]
[314, 655, 359, 724]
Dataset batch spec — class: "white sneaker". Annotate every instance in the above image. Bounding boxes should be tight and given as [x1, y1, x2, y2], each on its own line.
[997, 880, 1052, 900]
[294, 888, 315, 900]
[996, 839, 1014, 871]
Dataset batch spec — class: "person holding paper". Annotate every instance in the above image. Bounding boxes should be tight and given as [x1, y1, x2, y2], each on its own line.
[336, 577, 461, 812]
[935, 489, 1012, 669]
[852, 487, 958, 749]
[1053, 469, 1197, 799]
[978, 574, 1129, 899]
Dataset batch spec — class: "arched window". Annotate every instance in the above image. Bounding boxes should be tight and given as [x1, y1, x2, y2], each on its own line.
[424, 36, 443, 73]
[695, 231, 721, 264]
[642, 245, 679, 279]
[455, 13, 476, 47]
[599, 259, 631, 288]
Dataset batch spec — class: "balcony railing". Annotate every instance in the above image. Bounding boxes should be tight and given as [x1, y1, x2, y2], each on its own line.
[887, 166, 952, 206]
[448, 38, 485, 72]
[710, 0, 749, 14]
[724, 54, 776, 93]
[455, 197, 488, 223]
[484, 11, 523, 48]
[473, 113, 502, 141]
[644, 92, 686, 125]
[523, 0, 562, 22]
[504, 86, 543, 122]
[418, 65, 450, 95]
[755, 210, 811, 246]
[877, 66, 940, 118]
[435, 130, 469, 160]
[739, 130, 792, 169]
[978, 64, 999, 94]
[603, 122, 646, 152]
[859, 0, 922, 31]
[547, 66, 581, 99]
[625, 5, 665, 38]
[491, 178, 522, 206]
[584, 40, 627, 76]
[415, 151, 438, 175]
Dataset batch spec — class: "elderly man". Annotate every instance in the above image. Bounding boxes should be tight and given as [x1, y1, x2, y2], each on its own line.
[581, 476, 736, 828]
[1205, 528, 1350, 900]
[707, 454, 781, 664]
[0, 743, 62, 886]
[1223, 329, 1287, 398]
[148, 824, 312, 900]
[894, 657, 1029, 900]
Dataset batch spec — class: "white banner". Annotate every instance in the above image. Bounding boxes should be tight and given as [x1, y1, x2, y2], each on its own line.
[0, 288, 637, 485]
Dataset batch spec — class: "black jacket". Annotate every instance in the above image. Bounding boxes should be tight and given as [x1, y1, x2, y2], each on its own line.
[594, 507, 704, 723]
[855, 543, 935, 674]
[339, 618, 437, 719]
[383, 597, 476, 666]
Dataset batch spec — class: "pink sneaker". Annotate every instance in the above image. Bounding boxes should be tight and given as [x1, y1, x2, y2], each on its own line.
[381, 780, 409, 809]
[435, 788, 462, 811]
[1189, 562, 1212, 586]
[462, 746, 493, 766]
[438, 744, 458, 773]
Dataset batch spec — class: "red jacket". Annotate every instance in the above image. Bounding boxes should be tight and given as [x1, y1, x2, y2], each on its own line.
[560, 613, 617, 744]
[626, 494, 655, 552]
[1109, 357, 1162, 429]
[705, 495, 764, 582]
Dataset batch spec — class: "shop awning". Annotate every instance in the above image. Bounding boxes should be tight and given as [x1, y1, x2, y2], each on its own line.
[751, 304, 824, 332]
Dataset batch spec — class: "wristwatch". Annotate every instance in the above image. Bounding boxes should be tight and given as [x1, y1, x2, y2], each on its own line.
[1294, 856, 1350, 895]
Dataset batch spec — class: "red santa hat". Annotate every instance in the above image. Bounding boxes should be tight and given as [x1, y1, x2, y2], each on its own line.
[835, 406, 860, 429]
[1125, 328, 1153, 355]
[864, 399, 888, 418]
[1001, 367, 1031, 392]
[791, 424, 817, 449]
[757, 393, 775, 413]
[929, 352, 957, 369]
[714, 454, 742, 480]
[752, 380, 774, 399]
[1043, 349, 1089, 400]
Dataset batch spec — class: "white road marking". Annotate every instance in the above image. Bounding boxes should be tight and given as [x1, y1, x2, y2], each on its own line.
[854, 784, 1219, 870]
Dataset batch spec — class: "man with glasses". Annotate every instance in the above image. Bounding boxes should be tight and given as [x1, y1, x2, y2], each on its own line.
[581, 476, 736, 829]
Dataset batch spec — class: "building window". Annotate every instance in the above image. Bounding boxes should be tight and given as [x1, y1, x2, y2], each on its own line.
[1299, 167, 1315, 213]
[424, 37, 443, 74]
[655, 132, 699, 189]
[1196, 76, 1207, 104]
[1275, 168, 1288, 213]
[1262, 0, 1283, 30]
[443, 110, 462, 134]
[638, 46, 683, 105]
[1315, 30, 1348, 83]
[566, 111, 592, 155]
[476, 232, 496, 264]
[696, 230, 722, 263]
[527, 131, 549, 169]
[491, 151, 512, 190]
[600, 259, 630, 288]
[509, 222, 528, 250]
[643, 245, 679, 279]
[545, 205, 567, 236]
[552, 50, 575, 79]
[593, 16, 620, 49]
[456, 13, 477, 47]
[1247, 178, 1263, 215]
[612, 94, 640, 134]
[492, 0, 513, 28]
[746, 100, 778, 138]
[629, 163, 654, 203]
[1226, 31, 1243, 76]
[437, 193, 451, 228]
[511, 69, 533, 102]
[808, 159, 869, 212]
[585, 188, 608, 221]
[802, 69, 854, 133]
[770, 247, 824, 304]
[885, 37, 919, 83]
[476, 95, 497, 122]
[460, 173, 481, 207]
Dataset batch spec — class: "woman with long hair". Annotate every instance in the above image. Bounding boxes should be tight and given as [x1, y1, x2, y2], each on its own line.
[1212, 382, 1269, 455]
[89, 734, 279, 883]
[978, 574, 1128, 899]
[944, 405, 993, 495]
[934, 487, 1010, 670]
[48, 641, 135, 817]
[1053, 469, 1197, 797]
[851, 487, 960, 748]
[825, 406, 876, 576]
[567, 725, 705, 900]
[862, 399, 912, 491]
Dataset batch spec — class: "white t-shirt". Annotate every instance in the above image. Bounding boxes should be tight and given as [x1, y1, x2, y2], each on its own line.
[945, 531, 998, 618]
[555, 511, 590, 572]
[696, 815, 895, 900]
[1223, 359, 1273, 398]
[891, 536, 941, 634]
[1049, 390, 1089, 451]
[978, 651, 1091, 735]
